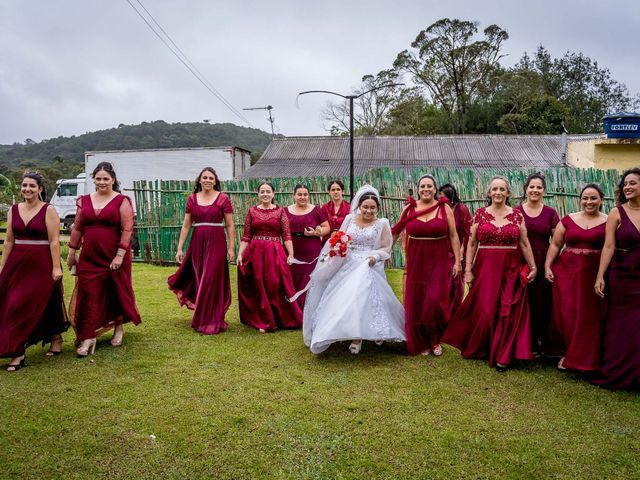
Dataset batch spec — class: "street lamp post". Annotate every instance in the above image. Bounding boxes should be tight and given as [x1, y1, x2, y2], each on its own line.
[297, 83, 403, 197]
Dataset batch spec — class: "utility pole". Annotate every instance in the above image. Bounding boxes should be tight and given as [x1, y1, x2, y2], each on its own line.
[297, 83, 403, 197]
[243, 105, 275, 136]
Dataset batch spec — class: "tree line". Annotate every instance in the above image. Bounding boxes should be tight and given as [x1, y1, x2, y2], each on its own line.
[324, 18, 640, 136]
[0, 121, 273, 206]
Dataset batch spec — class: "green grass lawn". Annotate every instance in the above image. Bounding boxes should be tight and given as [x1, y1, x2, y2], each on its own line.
[0, 264, 638, 480]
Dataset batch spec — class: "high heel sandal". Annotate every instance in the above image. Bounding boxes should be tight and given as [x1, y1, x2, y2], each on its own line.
[76, 339, 96, 357]
[6, 355, 25, 372]
[432, 344, 443, 357]
[349, 341, 362, 354]
[110, 326, 124, 347]
[46, 335, 63, 356]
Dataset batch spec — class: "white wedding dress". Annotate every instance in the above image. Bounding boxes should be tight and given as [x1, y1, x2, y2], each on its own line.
[303, 214, 406, 354]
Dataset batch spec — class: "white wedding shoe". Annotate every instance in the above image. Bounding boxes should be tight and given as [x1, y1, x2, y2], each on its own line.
[349, 341, 362, 354]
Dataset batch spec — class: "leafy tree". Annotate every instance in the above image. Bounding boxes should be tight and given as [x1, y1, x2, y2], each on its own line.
[394, 18, 508, 133]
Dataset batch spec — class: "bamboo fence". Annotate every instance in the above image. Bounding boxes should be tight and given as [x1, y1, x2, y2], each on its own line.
[132, 167, 621, 267]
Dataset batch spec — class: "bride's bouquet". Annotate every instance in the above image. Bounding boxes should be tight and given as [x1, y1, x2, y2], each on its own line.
[327, 230, 351, 258]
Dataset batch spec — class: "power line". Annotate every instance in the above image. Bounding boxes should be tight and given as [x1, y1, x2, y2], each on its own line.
[125, 0, 253, 127]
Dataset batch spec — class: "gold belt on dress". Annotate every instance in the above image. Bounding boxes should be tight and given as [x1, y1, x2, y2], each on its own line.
[564, 247, 601, 254]
[477, 245, 517, 250]
[408, 235, 446, 241]
[14, 239, 49, 245]
[193, 222, 224, 227]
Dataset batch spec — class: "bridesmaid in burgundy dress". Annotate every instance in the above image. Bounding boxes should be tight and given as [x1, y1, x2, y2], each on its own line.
[67, 162, 141, 356]
[0, 173, 68, 371]
[592, 168, 640, 390]
[168, 167, 235, 334]
[438, 183, 471, 313]
[393, 175, 461, 356]
[443, 176, 537, 371]
[286, 185, 329, 308]
[544, 184, 607, 371]
[516, 173, 559, 357]
[237, 182, 302, 332]
[321, 180, 350, 239]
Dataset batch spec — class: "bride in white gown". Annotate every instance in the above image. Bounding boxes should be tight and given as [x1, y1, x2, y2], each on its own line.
[302, 185, 405, 354]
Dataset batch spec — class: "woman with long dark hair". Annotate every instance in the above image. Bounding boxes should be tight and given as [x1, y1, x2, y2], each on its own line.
[168, 167, 235, 334]
[67, 162, 141, 356]
[591, 168, 640, 390]
[237, 182, 302, 332]
[321, 180, 350, 238]
[393, 175, 461, 356]
[0, 172, 68, 371]
[286, 184, 329, 308]
[438, 183, 471, 313]
[516, 173, 559, 357]
[443, 176, 537, 371]
[545, 184, 607, 371]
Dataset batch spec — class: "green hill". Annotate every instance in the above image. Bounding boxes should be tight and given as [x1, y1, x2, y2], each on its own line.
[0, 120, 273, 166]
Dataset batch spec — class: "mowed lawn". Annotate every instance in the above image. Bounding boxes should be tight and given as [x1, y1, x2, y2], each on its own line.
[0, 263, 638, 480]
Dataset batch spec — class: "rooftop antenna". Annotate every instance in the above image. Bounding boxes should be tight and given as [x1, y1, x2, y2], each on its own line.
[243, 105, 275, 136]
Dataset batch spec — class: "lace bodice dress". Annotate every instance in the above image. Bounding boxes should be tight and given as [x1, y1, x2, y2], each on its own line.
[303, 215, 405, 354]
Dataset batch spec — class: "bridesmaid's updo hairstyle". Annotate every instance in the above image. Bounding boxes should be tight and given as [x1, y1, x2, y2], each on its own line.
[358, 191, 380, 208]
[327, 180, 344, 192]
[193, 167, 221, 193]
[580, 183, 605, 211]
[486, 175, 512, 206]
[521, 172, 546, 203]
[258, 181, 275, 193]
[615, 167, 640, 205]
[22, 171, 46, 201]
[438, 183, 461, 207]
[92, 161, 121, 192]
[294, 184, 309, 195]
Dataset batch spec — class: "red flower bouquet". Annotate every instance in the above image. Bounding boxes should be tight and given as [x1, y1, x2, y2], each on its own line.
[327, 230, 351, 258]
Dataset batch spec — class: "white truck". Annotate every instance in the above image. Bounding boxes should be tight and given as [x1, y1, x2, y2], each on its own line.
[51, 146, 252, 228]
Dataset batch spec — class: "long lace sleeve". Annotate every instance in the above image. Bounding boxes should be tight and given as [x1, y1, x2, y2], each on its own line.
[241, 209, 253, 242]
[118, 196, 134, 250]
[280, 207, 292, 241]
[68, 196, 85, 249]
[373, 218, 393, 261]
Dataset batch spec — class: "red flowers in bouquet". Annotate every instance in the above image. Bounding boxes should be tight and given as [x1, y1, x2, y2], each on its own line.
[328, 230, 351, 257]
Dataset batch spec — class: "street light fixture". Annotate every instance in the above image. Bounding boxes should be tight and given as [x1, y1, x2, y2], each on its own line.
[297, 83, 403, 197]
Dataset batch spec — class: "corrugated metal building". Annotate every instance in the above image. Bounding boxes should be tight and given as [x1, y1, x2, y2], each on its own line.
[239, 135, 569, 178]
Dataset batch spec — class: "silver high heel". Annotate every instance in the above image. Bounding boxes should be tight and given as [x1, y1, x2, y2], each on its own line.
[110, 325, 124, 347]
[349, 341, 362, 354]
[76, 339, 96, 357]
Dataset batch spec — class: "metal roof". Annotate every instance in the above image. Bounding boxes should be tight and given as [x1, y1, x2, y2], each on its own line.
[239, 135, 569, 178]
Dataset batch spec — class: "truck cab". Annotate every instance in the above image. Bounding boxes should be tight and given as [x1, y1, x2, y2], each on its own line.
[51, 173, 86, 231]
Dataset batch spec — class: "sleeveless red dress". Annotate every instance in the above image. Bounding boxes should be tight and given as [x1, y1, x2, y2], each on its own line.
[590, 206, 640, 390]
[0, 204, 68, 358]
[286, 206, 327, 308]
[401, 203, 453, 355]
[69, 194, 141, 341]
[517, 205, 559, 354]
[168, 193, 233, 334]
[449, 203, 472, 314]
[443, 208, 532, 367]
[549, 215, 606, 371]
[237, 206, 302, 331]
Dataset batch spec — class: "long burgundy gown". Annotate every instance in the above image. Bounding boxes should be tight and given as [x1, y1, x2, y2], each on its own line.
[0, 204, 68, 358]
[322, 200, 351, 236]
[398, 203, 453, 355]
[443, 208, 532, 367]
[517, 205, 559, 354]
[450, 203, 472, 314]
[69, 194, 141, 341]
[237, 206, 302, 331]
[168, 193, 233, 334]
[590, 206, 640, 390]
[550, 216, 606, 371]
[287, 206, 327, 308]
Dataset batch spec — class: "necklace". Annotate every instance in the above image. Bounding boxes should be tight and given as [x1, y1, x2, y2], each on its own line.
[627, 203, 640, 210]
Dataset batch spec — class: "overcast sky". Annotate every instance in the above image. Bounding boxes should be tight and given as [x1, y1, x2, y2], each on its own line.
[1, 0, 638, 145]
